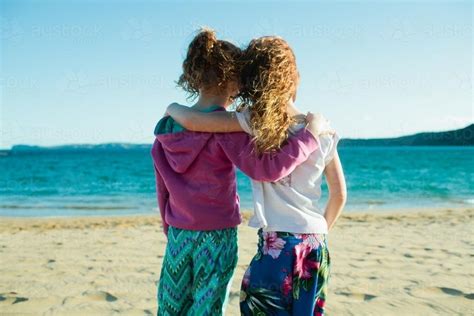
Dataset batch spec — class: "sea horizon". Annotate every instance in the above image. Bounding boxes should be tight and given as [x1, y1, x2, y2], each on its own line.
[2, 122, 473, 152]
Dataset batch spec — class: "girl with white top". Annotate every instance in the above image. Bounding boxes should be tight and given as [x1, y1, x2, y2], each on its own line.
[166, 36, 347, 316]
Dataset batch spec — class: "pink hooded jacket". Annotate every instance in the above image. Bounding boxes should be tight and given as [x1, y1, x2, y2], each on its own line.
[151, 114, 319, 234]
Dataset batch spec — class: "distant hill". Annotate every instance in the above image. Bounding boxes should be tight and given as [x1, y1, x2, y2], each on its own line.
[9, 143, 151, 153]
[339, 123, 473, 146]
[3, 123, 473, 154]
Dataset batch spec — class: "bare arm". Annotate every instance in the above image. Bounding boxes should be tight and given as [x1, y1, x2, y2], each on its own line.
[323, 151, 347, 230]
[166, 103, 243, 133]
[217, 129, 319, 182]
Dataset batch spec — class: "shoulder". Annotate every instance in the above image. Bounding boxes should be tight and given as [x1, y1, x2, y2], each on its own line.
[154, 102, 191, 135]
[308, 113, 339, 151]
[319, 132, 340, 148]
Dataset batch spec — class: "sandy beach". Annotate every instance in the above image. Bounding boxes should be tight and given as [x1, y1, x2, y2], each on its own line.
[0, 207, 473, 315]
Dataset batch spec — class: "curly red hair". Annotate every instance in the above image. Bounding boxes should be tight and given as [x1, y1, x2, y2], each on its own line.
[177, 28, 242, 99]
[239, 36, 300, 153]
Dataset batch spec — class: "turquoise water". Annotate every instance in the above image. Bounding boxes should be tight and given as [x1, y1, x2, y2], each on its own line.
[0, 146, 473, 217]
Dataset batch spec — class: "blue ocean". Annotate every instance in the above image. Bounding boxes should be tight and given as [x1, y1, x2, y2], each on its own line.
[1, 146, 473, 217]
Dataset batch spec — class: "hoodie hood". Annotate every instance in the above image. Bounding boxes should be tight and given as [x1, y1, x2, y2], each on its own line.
[153, 106, 224, 173]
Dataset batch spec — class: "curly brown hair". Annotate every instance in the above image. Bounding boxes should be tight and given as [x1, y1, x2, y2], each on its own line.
[177, 28, 242, 99]
[239, 36, 300, 154]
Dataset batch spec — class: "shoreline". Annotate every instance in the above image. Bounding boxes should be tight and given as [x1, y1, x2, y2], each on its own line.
[0, 204, 471, 221]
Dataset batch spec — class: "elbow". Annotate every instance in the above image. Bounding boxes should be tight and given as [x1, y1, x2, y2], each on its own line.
[248, 174, 274, 182]
[260, 162, 295, 182]
[264, 173, 287, 183]
[254, 166, 289, 183]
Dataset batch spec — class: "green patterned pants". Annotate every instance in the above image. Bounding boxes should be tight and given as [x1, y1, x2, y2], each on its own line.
[157, 226, 238, 316]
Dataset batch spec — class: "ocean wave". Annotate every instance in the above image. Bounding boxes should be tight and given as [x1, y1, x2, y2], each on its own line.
[366, 200, 387, 205]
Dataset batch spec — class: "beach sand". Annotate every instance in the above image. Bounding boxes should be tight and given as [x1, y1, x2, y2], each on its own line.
[0, 207, 473, 315]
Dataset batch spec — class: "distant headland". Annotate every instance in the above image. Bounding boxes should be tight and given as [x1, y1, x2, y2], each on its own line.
[339, 123, 473, 146]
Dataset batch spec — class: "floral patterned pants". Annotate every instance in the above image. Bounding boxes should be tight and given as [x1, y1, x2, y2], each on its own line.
[240, 229, 331, 316]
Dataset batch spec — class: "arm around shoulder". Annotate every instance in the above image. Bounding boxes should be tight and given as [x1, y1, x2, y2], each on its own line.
[218, 128, 319, 182]
[166, 103, 244, 133]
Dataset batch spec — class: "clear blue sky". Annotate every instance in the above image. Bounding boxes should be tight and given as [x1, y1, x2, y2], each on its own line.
[1, 0, 472, 149]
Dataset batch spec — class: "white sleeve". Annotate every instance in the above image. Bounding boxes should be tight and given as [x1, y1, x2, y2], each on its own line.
[324, 132, 340, 165]
[235, 106, 254, 135]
